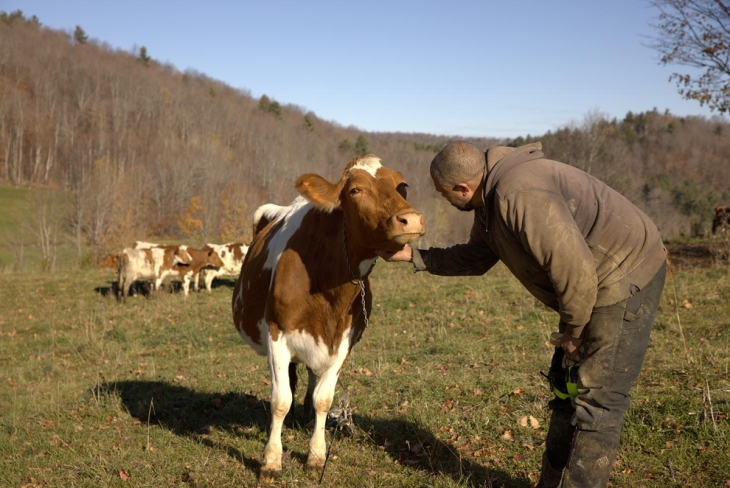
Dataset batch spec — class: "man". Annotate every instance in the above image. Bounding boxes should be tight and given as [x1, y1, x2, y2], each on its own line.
[379, 141, 666, 488]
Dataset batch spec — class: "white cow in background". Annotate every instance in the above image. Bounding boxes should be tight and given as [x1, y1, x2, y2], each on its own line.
[197, 243, 249, 292]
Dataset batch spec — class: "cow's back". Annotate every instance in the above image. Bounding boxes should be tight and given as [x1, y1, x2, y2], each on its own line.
[233, 199, 312, 355]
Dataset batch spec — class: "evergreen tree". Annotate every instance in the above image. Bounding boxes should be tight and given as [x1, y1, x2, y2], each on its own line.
[137, 46, 151, 67]
[0, 9, 25, 25]
[303, 113, 315, 132]
[74, 25, 88, 44]
[339, 138, 352, 151]
[258, 95, 282, 119]
[354, 135, 369, 155]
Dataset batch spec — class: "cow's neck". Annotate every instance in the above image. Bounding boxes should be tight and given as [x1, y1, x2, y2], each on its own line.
[341, 218, 377, 282]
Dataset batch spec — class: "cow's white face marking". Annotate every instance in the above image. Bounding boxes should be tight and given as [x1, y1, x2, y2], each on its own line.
[349, 156, 381, 177]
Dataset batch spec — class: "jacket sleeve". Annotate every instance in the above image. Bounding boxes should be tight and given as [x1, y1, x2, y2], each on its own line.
[501, 189, 598, 338]
[414, 217, 500, 276]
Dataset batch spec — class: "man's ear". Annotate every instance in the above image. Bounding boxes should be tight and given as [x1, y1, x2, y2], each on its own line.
[453, 183, 471, 197]
[295, 174, 343, 212]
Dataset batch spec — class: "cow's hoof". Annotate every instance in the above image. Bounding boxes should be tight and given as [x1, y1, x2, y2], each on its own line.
[305, 458, 325, 471]
[259, 467, 282, 481]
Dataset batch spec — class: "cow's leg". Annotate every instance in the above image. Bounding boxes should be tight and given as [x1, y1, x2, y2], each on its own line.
[303, 367, 316, 417]
[306, 366, 341, 470]
[288, 362, 298, 397]
[204, 270, 215, 292]
[193, 270, 201, 292]
[182, 273, 191, 297]
[118, 273, 126, 302]
[261, 336, 292, 480]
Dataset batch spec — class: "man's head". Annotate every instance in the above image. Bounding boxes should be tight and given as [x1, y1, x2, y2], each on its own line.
[430, 141, 486, 211]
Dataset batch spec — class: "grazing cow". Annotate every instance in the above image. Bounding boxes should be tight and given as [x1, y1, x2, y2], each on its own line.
[197, 243, 249, 292]
[98, 253, 119, 270]
[117, 245, 192, 300]
[232, 154, 425, 479]
[169, 246, 225, 296]
[712, 205, 730, 236]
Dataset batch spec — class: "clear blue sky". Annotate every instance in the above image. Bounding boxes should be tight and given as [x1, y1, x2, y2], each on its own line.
[4, 0, 726, 139]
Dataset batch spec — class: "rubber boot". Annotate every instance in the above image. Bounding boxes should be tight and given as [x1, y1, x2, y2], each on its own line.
[536, 451, 564, 488]
[560, 429, 620, 488]
[537, 400, 575, 488]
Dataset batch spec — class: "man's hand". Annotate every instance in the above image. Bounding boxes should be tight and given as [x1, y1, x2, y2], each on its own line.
[376, 244, 412, 262]
[560, 333, 583, 362]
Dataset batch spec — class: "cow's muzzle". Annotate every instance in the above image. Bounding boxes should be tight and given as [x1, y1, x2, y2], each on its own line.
[389, 210, 425, 244]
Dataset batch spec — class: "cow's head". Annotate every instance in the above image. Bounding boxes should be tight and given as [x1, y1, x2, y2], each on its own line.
[98, 253, 119, 269]
[175, 246, 193, 265]
[295, 155, 425, 252]
[206, 249, 225, 268]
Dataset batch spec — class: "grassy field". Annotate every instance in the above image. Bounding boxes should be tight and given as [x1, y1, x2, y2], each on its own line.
[0, 185, 30, 270]
[0, 248, 728, 487]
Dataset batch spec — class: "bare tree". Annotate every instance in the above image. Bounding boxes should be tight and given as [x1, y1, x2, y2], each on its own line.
[648, 0, 730, 113]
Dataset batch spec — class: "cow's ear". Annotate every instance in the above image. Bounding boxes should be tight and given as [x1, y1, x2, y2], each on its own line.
[295, 174, 342, 212]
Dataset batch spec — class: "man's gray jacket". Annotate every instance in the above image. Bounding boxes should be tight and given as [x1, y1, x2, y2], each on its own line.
[413, 142, 667, 339]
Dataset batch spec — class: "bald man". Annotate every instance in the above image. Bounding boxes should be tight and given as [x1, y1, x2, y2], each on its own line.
[380, 141, 667, 488]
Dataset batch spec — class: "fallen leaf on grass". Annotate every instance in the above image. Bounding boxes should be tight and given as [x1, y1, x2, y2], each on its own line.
[681, 299, 693, 309]
[350, 367, 373, 376]
[119, 469, 130, 481]
[519, 415, 540, 430]
[501, 430, 513, 441]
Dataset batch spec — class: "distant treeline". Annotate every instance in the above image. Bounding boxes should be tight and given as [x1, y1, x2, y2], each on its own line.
[1, 11, 729, 268]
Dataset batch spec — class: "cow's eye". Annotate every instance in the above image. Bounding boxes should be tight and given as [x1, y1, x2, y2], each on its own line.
[397, 183, 408, 199]
[349, 188, 361, 196]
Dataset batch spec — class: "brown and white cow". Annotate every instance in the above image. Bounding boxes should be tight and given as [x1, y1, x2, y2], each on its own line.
[170, 246, 225, 296]
[232, 154, 425, 479]
[98, 253, 119, 270]
[117, 245, 192, 300]
[197, 243, 249, 292]
[712, 204, 730, 236]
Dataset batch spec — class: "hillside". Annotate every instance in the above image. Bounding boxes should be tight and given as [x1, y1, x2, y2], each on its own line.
[1, 11, 730, 268]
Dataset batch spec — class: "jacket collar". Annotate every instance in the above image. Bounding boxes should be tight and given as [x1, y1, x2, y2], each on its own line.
[479, 142, 544, 229]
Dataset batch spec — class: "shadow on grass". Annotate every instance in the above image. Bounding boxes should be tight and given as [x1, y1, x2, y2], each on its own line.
[95, 278, 235, 298]
[353, 415, 527, 488]
[207, 278, 236, 290]
[101, 380, 268, 474]
[102, 380, 527, 486]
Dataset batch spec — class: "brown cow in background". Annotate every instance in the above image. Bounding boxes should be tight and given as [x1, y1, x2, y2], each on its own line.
[712, 205, 730, 236]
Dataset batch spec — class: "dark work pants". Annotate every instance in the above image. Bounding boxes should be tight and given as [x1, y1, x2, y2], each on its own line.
[540, 262, 667, 488]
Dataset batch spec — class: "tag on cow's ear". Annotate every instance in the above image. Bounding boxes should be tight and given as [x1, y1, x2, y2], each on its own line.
[295, 174, 342, 212]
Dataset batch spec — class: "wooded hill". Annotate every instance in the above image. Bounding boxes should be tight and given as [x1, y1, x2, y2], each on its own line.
[1, 11, 730, 268]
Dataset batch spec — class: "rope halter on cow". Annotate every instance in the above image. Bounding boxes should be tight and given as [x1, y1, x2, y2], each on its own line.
[341, 221, 377, 330]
